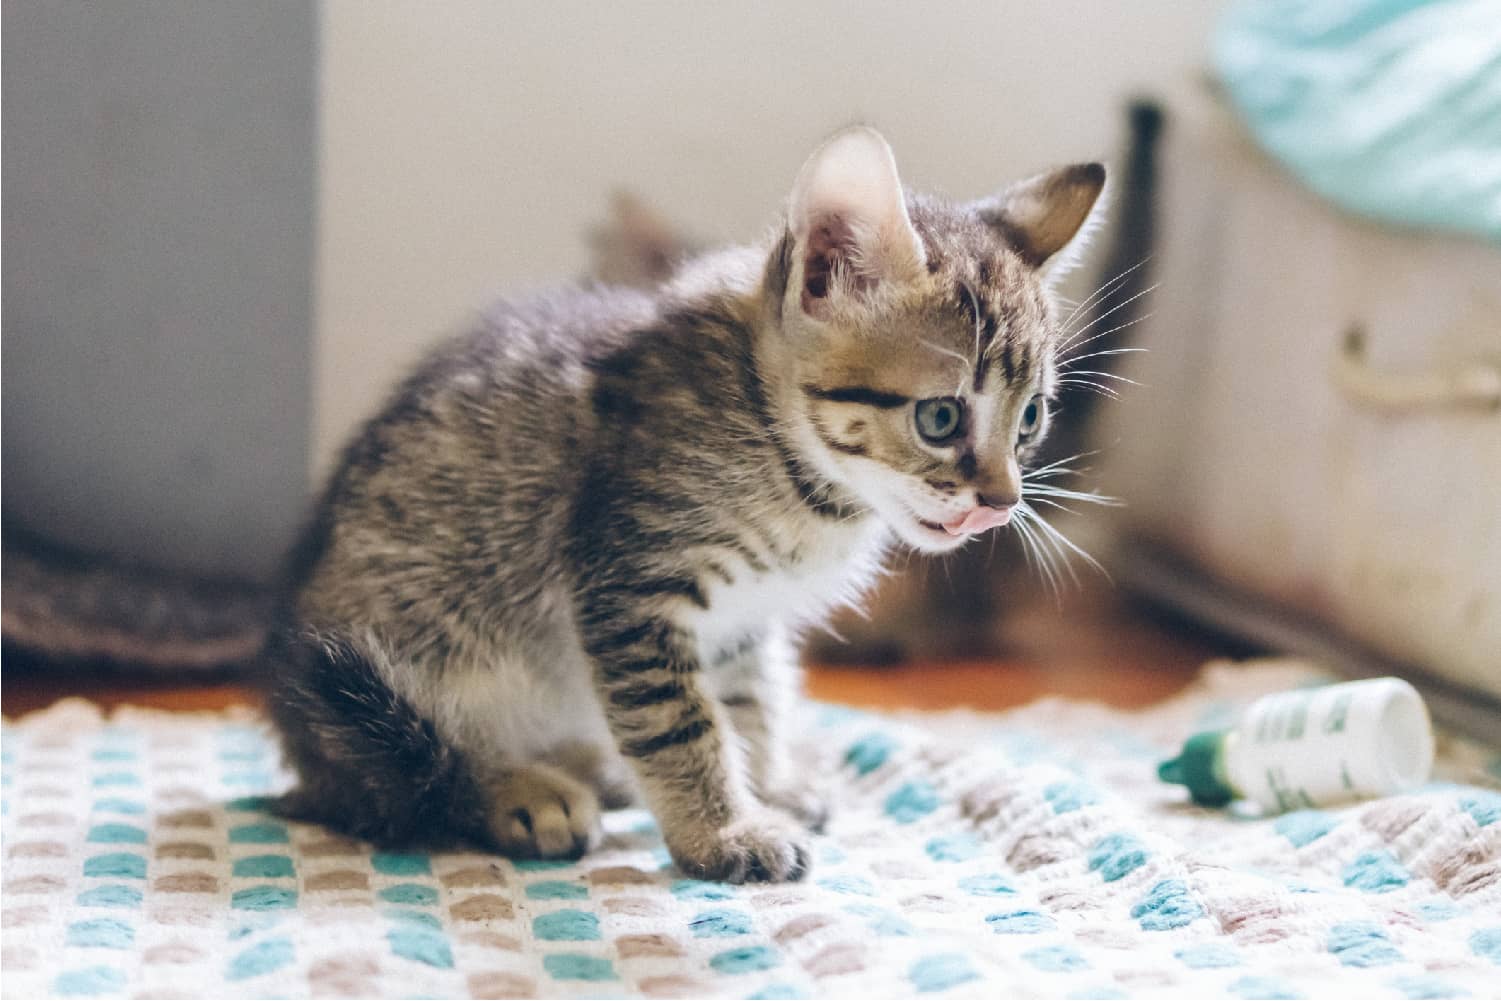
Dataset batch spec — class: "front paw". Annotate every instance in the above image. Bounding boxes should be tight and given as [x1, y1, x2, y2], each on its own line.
[669, 811, 811, 883]
[764, 780, 831, 833]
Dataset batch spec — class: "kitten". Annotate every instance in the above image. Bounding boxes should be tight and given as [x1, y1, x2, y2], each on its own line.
[267, 127, 1105, 882]
[593, 104, 1162, 665]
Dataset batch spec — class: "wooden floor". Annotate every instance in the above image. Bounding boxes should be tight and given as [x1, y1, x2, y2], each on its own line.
[1, 587, 1237, 718]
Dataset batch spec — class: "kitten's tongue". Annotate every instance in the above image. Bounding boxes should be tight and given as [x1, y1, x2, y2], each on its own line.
[943, 507, 1013, 536]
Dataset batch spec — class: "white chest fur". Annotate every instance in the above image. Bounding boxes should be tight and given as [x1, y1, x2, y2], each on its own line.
[687, 516, 891, 658]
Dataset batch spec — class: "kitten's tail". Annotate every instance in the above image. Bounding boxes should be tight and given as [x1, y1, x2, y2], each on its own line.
[2, 520, 270, 675]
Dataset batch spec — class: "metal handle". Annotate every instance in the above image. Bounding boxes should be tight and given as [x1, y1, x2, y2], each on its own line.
[1333, 326, 1501, 414]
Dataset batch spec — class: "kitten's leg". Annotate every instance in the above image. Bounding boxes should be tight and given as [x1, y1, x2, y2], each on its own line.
[584, 615, 810, 883]
[715, 629, 829, 831]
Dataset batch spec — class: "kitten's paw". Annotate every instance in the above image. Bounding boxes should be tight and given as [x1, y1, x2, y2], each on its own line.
[765, 781, 831, 833]
[485, 764, 601, 860]
[670, 811, 811, 884]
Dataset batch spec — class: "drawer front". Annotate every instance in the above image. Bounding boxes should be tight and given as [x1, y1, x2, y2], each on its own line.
[1326, 227, 1501, 695]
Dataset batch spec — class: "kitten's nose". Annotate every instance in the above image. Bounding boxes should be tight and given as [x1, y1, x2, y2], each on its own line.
[969, 455, 1022, 513]
[976, 491, 1019, 512]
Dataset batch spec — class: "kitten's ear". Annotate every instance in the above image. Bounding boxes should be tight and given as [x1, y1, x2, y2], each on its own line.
[787, 126, 926, 318]
[977, 163, 1107, 278]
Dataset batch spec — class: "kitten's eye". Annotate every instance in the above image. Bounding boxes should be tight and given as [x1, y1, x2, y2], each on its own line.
[914, 397, 964, 444]
[1018, 395, 1046, 441]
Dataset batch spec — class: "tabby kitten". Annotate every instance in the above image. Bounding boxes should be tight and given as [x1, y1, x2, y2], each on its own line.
[267, 127, 1105, 883]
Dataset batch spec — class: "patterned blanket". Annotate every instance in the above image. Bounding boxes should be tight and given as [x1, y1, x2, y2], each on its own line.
[3, 660, 1498, 999]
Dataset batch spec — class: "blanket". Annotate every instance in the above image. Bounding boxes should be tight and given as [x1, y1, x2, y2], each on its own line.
[3, 660, 1498, 999]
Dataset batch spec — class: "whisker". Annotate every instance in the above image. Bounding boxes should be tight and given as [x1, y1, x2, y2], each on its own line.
[1023, 466, 1091, 483]
[1021, 502, 1110, 582]
[1025, 496, 1080, 516]
[1022, 450, 1100, 480]
[1023, 463, 1096, 483]
[959, 279, 983, 369]
[1058, 313, 1156, 362]
[1011, 512, 1060, 601]
[1017, 505, 1076, 593]
[1023, 485, 1121, 507]
[1059, 256, 1152, 333]
[1058, 283, 1160, 352]
[1058, 346, 1147, 369]
[1057, 369, 1141, 386]
[1055, 381, 1121, 400]
[919, 337, 971, 371]
[1014, 510, 1074, 594]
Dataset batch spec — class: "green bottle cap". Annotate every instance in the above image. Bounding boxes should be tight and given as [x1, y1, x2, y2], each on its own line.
[1157, 730, 1235, 807]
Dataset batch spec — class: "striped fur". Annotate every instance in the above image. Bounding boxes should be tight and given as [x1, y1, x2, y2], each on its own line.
[268, 128, 1104, 881]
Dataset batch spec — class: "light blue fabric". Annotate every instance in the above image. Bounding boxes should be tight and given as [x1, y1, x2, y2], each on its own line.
[1213, 0, 1501, 243]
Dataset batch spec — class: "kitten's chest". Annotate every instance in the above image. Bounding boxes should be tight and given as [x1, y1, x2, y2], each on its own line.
[686, 516, 890, 653]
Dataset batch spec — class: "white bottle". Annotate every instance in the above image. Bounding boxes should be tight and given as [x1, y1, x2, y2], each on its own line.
[1158, 677, 1435, 812]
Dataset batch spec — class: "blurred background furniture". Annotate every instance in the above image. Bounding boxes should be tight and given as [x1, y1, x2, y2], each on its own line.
[1099, 85, 1501, 734]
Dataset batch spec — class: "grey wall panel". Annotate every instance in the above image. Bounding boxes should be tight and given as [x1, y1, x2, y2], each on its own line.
[3, 0, 317, 581]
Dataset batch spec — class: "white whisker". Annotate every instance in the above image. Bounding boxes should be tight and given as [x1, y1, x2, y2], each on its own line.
[1017, 504, 1078, 592]
[1057, 369, 1141, 386]
[919, 337, 970, 369]
[1024, 485, 1120, 507]
[1022, 450, 1100, 480]
[1024, 467, 1090, 483]
[1021, 501, 1110, 581]
[1058, 283, 1160, 353]
[1059, 256, 1152, 333]
[959, 279, 983, 368]
[1058, 313, 1156, 362]
[1055, 381, 1121, 400]
[1058, 347, 1147, 369]
[1011, 512, 1061, 601]
[1025, 496, 1079, 516]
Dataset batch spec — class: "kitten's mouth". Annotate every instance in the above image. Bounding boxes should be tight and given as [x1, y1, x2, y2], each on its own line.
[915, 507, 1014, 538]
[943, 507, 1014, 535]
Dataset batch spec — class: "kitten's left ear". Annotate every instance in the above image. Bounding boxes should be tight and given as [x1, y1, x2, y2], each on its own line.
[977, 163, 1107, 279]
[787, 126, 927, 318]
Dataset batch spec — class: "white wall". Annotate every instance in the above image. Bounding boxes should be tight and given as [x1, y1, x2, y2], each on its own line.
[316, 0, 1224, 473]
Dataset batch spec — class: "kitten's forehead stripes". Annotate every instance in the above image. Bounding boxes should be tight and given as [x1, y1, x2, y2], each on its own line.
[966, 293, 1001, 393]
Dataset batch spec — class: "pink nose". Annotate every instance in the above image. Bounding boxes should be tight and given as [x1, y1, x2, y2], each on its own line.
[942, 505, 1014, 536]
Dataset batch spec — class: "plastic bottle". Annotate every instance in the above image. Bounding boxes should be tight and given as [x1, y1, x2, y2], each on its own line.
[1157, 677, 1434, 812]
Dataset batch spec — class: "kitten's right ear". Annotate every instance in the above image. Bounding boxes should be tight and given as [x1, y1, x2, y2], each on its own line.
[977, 163, 1107, 278]
[787, 126, 926, 319]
